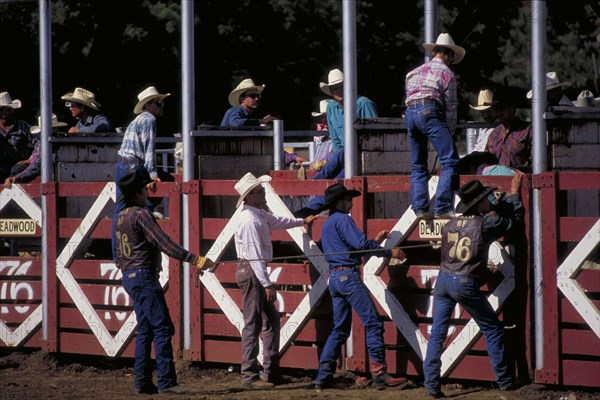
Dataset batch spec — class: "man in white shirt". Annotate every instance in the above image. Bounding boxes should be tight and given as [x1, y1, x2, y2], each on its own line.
[233, 173, 315, 388]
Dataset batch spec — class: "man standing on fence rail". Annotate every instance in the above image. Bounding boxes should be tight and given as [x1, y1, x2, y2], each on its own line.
[115, 165, 213, 395]
[423, 172, 524, 398]
[233, 172, 315, 389]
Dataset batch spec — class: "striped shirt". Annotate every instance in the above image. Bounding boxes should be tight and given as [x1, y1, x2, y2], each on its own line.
[118, 111, 158, 179]
[405, 57, 457, 131]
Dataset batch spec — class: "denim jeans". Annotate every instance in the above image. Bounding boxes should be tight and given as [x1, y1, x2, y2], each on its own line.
[406, 103, 459, 215]
[122, 268, 177, 391]
[300, 149, 345, 214]
[423, 272, 513, 392]
[112, 159, 139, 261]
[315, 268, 385, 385]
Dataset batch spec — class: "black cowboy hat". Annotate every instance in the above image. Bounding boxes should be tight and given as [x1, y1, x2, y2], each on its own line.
[458, 151, 500, 175]
[117, 165, 153, 203]
[324, 182, 361, 208]
[456, 180, 497, 214]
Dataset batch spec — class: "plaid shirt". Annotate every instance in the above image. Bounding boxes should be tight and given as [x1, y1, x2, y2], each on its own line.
[405, 57, 457, 131]
[485, 118, 532, 169]
[117, 111, 158, 179]
[115, 206, 198, 271]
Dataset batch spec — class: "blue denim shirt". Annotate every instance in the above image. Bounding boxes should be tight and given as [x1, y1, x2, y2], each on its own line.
[481, 194, 524, 243]
[326, 96, 378, 151]
[220, 105, 260, 127]
[321, 209, 391, 267]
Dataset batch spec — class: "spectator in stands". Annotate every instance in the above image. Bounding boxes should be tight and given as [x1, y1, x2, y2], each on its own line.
[233, 172, 315, 388]
[112, 86, 174, 261]
[115, 165, 213, 395]
[61, 87, 113, 133]
[423, 172, 524, 398]
[526, 71, 573, 107]
[404, 33, 464, 220]
[469, 89, 499, 152]
[0, 92, 31, 180]
[572, 90, 596, 107]
[313, 182, 407, 390]
[3, 114, 67, 188]
[310, 100, 332, 172]
[220, 77, 305, 167]
[485, 88, 532, 172]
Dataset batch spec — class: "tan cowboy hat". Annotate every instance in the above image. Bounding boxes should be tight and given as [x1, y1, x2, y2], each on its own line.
[311, 100, 330, 117]
[30, 114, 68, 134]
[134, 86, 171, 114]
[469, 89, 498, 110]
[319, 69, 344, 96]
[61, 87, 101, 111]
[234, 172, 272, 208]
[572, 90, 595, 107]
[526, 71, 571, 99]
[0, 92, 22, 109]
[423, 33, 466, 64]
[228, 79, 265, 107]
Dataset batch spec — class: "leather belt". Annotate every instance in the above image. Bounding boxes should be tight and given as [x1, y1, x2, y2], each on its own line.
[331, 265, 356, 271]
[118, 156, 140, 163]
[406, 98, 439, 107]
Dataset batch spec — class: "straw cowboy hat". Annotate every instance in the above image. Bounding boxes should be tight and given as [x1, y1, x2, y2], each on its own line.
[526, 71, 571, 99]
[234, 172, 272, 208]
[423, 33, 466, 64]
[469, 89, 498, 110]
[311, 100, 330, 117]
[324, 182, 361, 209]
[572, 90, 595, 107]
[456, 180, 497, 214]
[134, 86, 171, 114]
[228, 79, 265, 107]
[0, 92, 21, 109]
[30, 114, 67, 134]
[116, 165, 153, 203]
[61, 87, 102, 111]
[319, 69, 344, 96]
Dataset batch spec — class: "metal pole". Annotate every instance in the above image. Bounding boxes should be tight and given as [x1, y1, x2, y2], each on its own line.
[424, 0, 438, 62]
[181, 0, 195, 350]
[465, 128, 476, 154]
[39, 0, 52, 341]
[342, 0, 357, 178]
[273, 120, 284, 170]
[531, 0, 547, 370]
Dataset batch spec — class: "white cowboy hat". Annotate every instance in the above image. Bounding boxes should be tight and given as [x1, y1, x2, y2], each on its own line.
[228, 79, 265, 107]
[572, 90, 595, 107]
[311, 100, 330, 117]
[61, 87, 102, 111]
[526, 71, 571, 99]
[134, 86, 171, 114]
[235, 172, 272, 208]
[469, 89, 498, 110]
[423, 33, 466, 64]
[30, 114, 68, 134]
[319, 69, 344, 96]
[0, 92, 22, 109]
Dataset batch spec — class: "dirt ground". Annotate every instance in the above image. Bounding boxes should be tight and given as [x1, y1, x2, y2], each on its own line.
[0, 350, 598, 400]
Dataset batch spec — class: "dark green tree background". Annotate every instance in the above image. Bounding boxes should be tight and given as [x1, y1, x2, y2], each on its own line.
[1, 0, 598, 134]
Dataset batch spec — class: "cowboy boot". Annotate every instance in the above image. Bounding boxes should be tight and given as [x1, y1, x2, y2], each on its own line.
[370, 361, 407, 390]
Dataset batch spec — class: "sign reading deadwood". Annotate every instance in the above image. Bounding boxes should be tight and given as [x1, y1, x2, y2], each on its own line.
[0, 219, 37, 235]
[418, 219, 449, 239]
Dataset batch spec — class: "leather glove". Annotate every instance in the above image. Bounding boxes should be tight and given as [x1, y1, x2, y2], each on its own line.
[194, 256, 214, 271]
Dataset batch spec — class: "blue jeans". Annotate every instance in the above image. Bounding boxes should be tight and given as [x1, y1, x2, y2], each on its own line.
[122, 268, 177, 391]
[300, 149, 345, 215]
[315, 268, 385, 385]
[423, 272, 513, 392]
[112, 159, 139, 261]
[406, 104, 459, 215]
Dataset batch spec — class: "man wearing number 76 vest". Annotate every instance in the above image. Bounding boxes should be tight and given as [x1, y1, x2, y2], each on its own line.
[423, 172, 524, 398]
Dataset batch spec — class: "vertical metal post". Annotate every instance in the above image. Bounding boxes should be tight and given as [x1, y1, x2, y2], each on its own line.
[342, 0, 357, 178]
[424, 0, 438, 62]
[465, 128, 476, 154]
[39, 0, 52, 341]
[531, 0, 547, 370]
[181, 0, 195, 350]
[273, 120, 284, 170]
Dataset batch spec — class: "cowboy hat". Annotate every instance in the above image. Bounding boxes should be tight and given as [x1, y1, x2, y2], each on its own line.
[134, 86, 171, 114]
[526, 71, 571, 99]
[116, 165, 154, 203]
[30, 114, 68, 134]
[234, 172, 272, 208]
[469, 89, 498, 110]
[324, 182, 361, 209]
[0, 92, 21, 109]
[319, 69, 344, 96]
[423, 33, 465, 64]
[572, 90, 595, 107]
[228, 79, 265, 107]
[456, 180, 497, 214]
[311, 100, 330, 117]
[61, 87, 102, 111]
